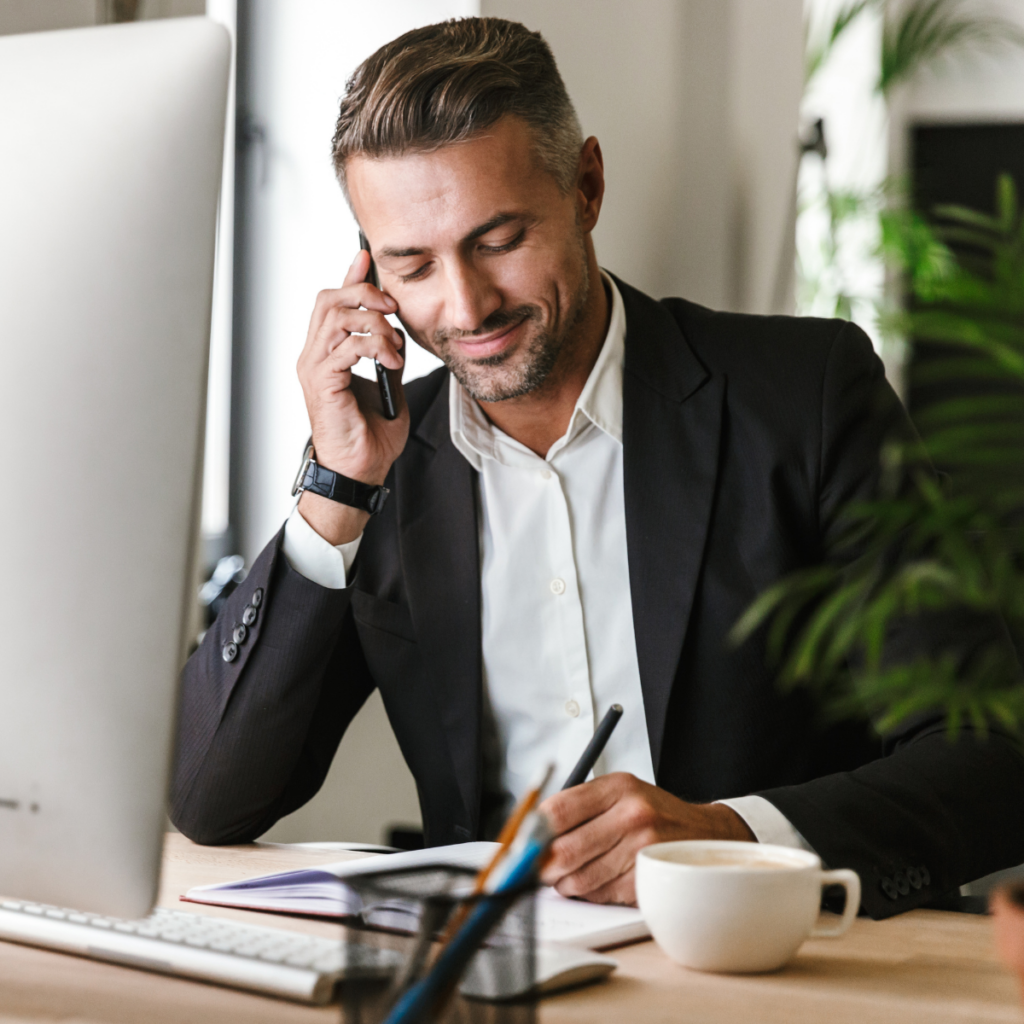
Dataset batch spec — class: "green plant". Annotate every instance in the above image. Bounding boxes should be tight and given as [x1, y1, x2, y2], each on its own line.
[804, 0, 1024, 97]
[734, 175, 1024, 737]
[797, 0, 1024, 329]
[805, 1, 877, 86]
[879, 0, 1024, 97]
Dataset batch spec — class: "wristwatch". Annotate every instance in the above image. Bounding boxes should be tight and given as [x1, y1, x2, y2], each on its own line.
[291, 438, 390, 515]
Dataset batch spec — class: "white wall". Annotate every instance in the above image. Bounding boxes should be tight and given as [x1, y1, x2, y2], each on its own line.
[481, 0, 804, 313]
[679, 0, 805, 313]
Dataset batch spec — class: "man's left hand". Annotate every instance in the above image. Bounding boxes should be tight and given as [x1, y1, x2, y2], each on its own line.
[537, 773, 755, 906]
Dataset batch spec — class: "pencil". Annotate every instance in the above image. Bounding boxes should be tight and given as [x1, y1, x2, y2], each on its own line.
[436, 763, 554, 950]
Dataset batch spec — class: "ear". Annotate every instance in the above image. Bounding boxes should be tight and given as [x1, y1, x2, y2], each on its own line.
[576, 137, 605, 234]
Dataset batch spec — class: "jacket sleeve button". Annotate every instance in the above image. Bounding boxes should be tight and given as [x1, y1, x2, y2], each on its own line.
[251, 588, 264, 608]
[920, 865, 931, 887]
[907, 867, 922, 890]
[242, 605, 258, 627]
[232, 624, 247, 644]
[221, 641, 238, 663]
[881, 878, 899, 900]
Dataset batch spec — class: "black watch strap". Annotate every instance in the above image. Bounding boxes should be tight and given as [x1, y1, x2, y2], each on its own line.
[291, 441, 390, 515]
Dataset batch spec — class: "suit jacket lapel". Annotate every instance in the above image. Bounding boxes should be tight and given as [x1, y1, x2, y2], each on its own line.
[618, 279, 725, 776]
[396, 376, 482, 836]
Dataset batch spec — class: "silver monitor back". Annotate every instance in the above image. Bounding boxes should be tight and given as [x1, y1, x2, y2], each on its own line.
[0, 18, 229, 919]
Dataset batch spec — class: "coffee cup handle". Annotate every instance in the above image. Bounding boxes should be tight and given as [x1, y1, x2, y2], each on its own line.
[810, 869, 861, 938]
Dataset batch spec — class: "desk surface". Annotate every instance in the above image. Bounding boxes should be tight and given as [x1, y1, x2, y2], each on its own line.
[0, 833, 1020, 1024]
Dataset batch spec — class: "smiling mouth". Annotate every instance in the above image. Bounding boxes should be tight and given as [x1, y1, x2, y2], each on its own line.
[448, 316, 529, 360]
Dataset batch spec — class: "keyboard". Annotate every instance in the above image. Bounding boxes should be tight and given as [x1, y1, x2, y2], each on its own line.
[0, 898, 400, 1004]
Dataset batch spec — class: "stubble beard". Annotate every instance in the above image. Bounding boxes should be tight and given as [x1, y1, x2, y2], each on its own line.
[430, 236, 591, 404]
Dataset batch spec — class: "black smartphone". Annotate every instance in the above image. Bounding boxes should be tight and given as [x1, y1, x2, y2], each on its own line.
[359, 231, 399, 420]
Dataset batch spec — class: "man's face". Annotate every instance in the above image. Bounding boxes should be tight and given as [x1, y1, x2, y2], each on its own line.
[346, 116, 595, 403]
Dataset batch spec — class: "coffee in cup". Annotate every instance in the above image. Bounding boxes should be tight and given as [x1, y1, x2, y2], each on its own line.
[635, 840, 861, 973]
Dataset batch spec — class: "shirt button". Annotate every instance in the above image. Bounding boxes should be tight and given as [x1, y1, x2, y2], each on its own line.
[550, 578, 566, 595]
[565, 700, 580, 718]
[541, 469, 552, 480]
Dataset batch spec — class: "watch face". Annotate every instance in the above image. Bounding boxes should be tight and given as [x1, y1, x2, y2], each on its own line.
[368, 486, 390, 515]
[291, 440, 315, 497]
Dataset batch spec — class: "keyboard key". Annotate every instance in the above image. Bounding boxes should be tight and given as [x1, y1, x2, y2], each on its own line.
[312, 953, 345, 973]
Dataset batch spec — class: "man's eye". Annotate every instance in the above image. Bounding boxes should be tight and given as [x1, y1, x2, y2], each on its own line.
[480, 230, 525, 254]
[398, 263, 431, 282]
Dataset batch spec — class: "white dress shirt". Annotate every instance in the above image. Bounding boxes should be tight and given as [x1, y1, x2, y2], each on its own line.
[282, 274, 811, 852]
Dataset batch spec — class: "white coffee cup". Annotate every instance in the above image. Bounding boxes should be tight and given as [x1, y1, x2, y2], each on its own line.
[635, 840, 861, 973]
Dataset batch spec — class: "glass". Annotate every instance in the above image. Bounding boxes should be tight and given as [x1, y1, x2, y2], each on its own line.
[340, 864, 536, 1024]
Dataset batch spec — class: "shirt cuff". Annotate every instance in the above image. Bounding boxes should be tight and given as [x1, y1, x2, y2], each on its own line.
[282, 505, 363, 589]
[715, 795, 816, 853]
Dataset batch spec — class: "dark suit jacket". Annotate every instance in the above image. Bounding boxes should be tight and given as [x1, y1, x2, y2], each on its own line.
[171, 278, 1024, 919]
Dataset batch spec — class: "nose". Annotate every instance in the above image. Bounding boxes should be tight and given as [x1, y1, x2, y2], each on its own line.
[443, 258, 502, 334]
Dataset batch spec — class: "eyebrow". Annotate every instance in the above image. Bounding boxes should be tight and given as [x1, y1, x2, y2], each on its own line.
[374, 213, 522, 260]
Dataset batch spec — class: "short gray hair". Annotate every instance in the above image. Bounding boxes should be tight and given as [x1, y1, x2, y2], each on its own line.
[331, 18, 583, 200]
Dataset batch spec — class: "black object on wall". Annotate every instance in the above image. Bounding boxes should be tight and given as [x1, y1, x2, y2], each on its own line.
[908, 122, 1024, 423]
[913, 122, 1024, 221]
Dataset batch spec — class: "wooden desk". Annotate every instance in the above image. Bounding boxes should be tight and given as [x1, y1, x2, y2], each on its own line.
[0, 834, 1020, 1023]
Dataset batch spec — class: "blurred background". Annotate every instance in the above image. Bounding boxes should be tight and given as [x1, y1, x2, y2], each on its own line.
[2, 0, 1021, 849]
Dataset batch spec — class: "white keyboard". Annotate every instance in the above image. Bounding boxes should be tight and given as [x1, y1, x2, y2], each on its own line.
[0, 899, 399, 1004]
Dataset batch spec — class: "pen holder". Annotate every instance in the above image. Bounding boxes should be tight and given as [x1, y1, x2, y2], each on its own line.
[341, 864, 536, 1024]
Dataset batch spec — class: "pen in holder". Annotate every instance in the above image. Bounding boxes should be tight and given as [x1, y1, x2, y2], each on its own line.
[341, 863, 537, 1024]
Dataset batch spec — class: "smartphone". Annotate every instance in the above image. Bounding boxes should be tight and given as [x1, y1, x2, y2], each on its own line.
[359, 231, 398, 420]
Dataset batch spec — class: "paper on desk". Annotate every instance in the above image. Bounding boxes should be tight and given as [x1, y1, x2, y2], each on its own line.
[182, 840, 649, 949]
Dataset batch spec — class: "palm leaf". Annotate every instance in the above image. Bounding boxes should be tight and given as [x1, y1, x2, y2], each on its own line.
[806, 0, 880, 85]
[879, 0, 1024, 97]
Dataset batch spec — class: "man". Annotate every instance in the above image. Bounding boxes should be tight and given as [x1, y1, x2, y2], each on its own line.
[171, 18, 1024, 918]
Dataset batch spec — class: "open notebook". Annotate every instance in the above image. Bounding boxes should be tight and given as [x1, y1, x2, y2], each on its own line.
[183, 841, 649, 949]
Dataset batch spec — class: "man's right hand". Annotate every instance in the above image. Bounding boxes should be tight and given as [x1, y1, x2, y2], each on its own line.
[295, 248, 410, 546]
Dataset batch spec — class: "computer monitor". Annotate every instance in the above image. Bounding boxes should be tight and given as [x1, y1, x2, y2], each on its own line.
[0, 18, 229, 919]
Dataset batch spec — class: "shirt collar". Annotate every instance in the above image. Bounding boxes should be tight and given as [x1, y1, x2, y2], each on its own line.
[449, 271, 625, 470]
